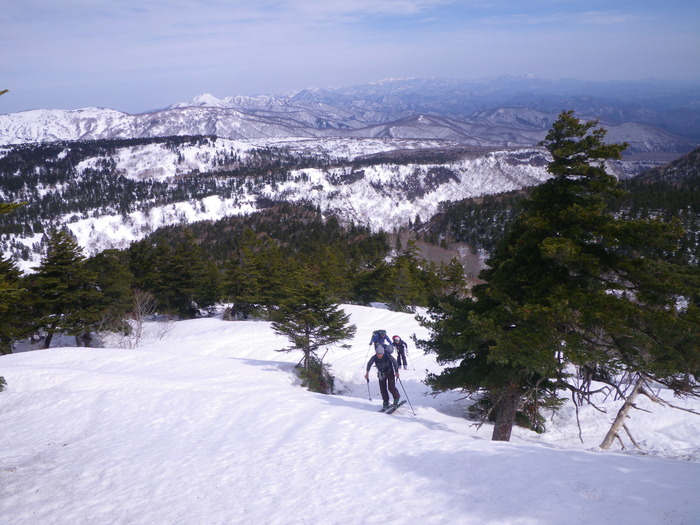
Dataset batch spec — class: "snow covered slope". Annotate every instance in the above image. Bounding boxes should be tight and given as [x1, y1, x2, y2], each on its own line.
[1, 306, 698, 525]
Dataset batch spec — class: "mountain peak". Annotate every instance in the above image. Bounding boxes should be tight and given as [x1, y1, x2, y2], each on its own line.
[169, 93, 229, 109]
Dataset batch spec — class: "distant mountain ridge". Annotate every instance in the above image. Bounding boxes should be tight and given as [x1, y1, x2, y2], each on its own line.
[1, 77, 698, 156]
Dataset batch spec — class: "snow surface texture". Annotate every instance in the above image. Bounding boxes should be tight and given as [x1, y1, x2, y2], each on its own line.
[1, 305, 699, 525]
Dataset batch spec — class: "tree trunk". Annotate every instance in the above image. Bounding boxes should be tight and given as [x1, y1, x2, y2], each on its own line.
[43, 323, 58, 349]
[0, 336, 13, 355]
[600, 375, 645, 450]
[81, 331, 94, 347]
[491, 385, 522, 441]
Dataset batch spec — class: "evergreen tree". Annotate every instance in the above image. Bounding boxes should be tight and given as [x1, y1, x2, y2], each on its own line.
[382, 240, 443, 311]
[439, 258, 468, 297]
[272, 277, 357, 393]
[84, 249, 134, 330]
[0, 201, 29, 354]
[223, 228, 296, 319]
[127, 239, 162, 295]
[0, 197, 26, 395]
[386, 243, 426, 312]
[353, 261, 393, 305]
[158, 229, 219, 317]
[223, 232, 264, 319]
[308, 245, 353, 302]
[418, 111, 700, 441]
[0, 254, 29, 354]
[30, 229, 104, 348]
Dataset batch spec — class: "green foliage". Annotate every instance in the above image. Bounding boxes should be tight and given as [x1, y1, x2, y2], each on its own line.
[223, 228, 297, 319]
[0, 201, 30, 353]
[418, 111, 700, 441]
[435, 190, 525, 253]
[136, 203, 399, 310]
[436, 145, 700, 263]
[125, 229, 221, 318]
[352, 239, 446, 310]
[297, 355, 335, 395]
[29, 229, 105, 348]
[0, 375, 5, 392]
[0, 201, 24, 216]
[0, 254, 30, 354]
[84, 249, 134, 325]
[380, 240, 436, 311]
[272, 278, 357, 393]
[439, 258, 469, 297]
[159, 229, 220, 317]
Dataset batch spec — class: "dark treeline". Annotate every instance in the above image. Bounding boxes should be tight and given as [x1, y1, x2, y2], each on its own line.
[0, 201, 467, 353]
[122, 202, 462, 318]
[352, 145, 498, 167]
[428, 190, 526, 254]
[431, 146, 700, 259]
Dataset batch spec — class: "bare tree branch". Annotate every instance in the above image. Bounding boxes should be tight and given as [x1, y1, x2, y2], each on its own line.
[622, 424, 642, 450]
[640, 387, 700, 416]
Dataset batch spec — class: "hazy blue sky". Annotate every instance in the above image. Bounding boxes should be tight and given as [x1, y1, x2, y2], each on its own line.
[2, 0, 699, 114]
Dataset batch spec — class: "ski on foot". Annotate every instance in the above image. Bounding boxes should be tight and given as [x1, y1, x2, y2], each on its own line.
[385, 400, 406, 414]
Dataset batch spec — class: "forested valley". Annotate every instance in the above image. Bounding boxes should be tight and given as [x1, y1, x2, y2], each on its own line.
[430, 145, 700, 258]
[1, 139, 698, 361]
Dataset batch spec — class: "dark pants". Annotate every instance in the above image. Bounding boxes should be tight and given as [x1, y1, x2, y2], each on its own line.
[378, 373, 400, 404]
[396, 348, 407, 368]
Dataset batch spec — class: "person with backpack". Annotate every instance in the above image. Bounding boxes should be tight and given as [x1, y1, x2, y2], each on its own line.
[392, 335, 409, 370]
[364, 345, 401, 409]
[369, 329, 393, 354]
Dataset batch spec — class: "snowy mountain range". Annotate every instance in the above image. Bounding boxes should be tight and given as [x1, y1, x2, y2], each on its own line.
[1, 77, 698, 271]
[1, 77, 698, 155]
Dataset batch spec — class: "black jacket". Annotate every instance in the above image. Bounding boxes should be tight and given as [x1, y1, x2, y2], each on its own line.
[366, 353, 399, 375]
[392, 340, 408, 354]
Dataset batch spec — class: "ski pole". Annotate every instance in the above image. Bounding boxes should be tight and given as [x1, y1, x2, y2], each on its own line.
[396, 375, 415, 415]
[407, 334, 417, 371]
[366, 376, 372, 401]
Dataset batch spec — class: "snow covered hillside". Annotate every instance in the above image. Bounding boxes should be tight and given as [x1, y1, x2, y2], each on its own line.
[2, 77, 698, 154]
[0, 137, 555, 272]
[1, 306, 699, 525]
